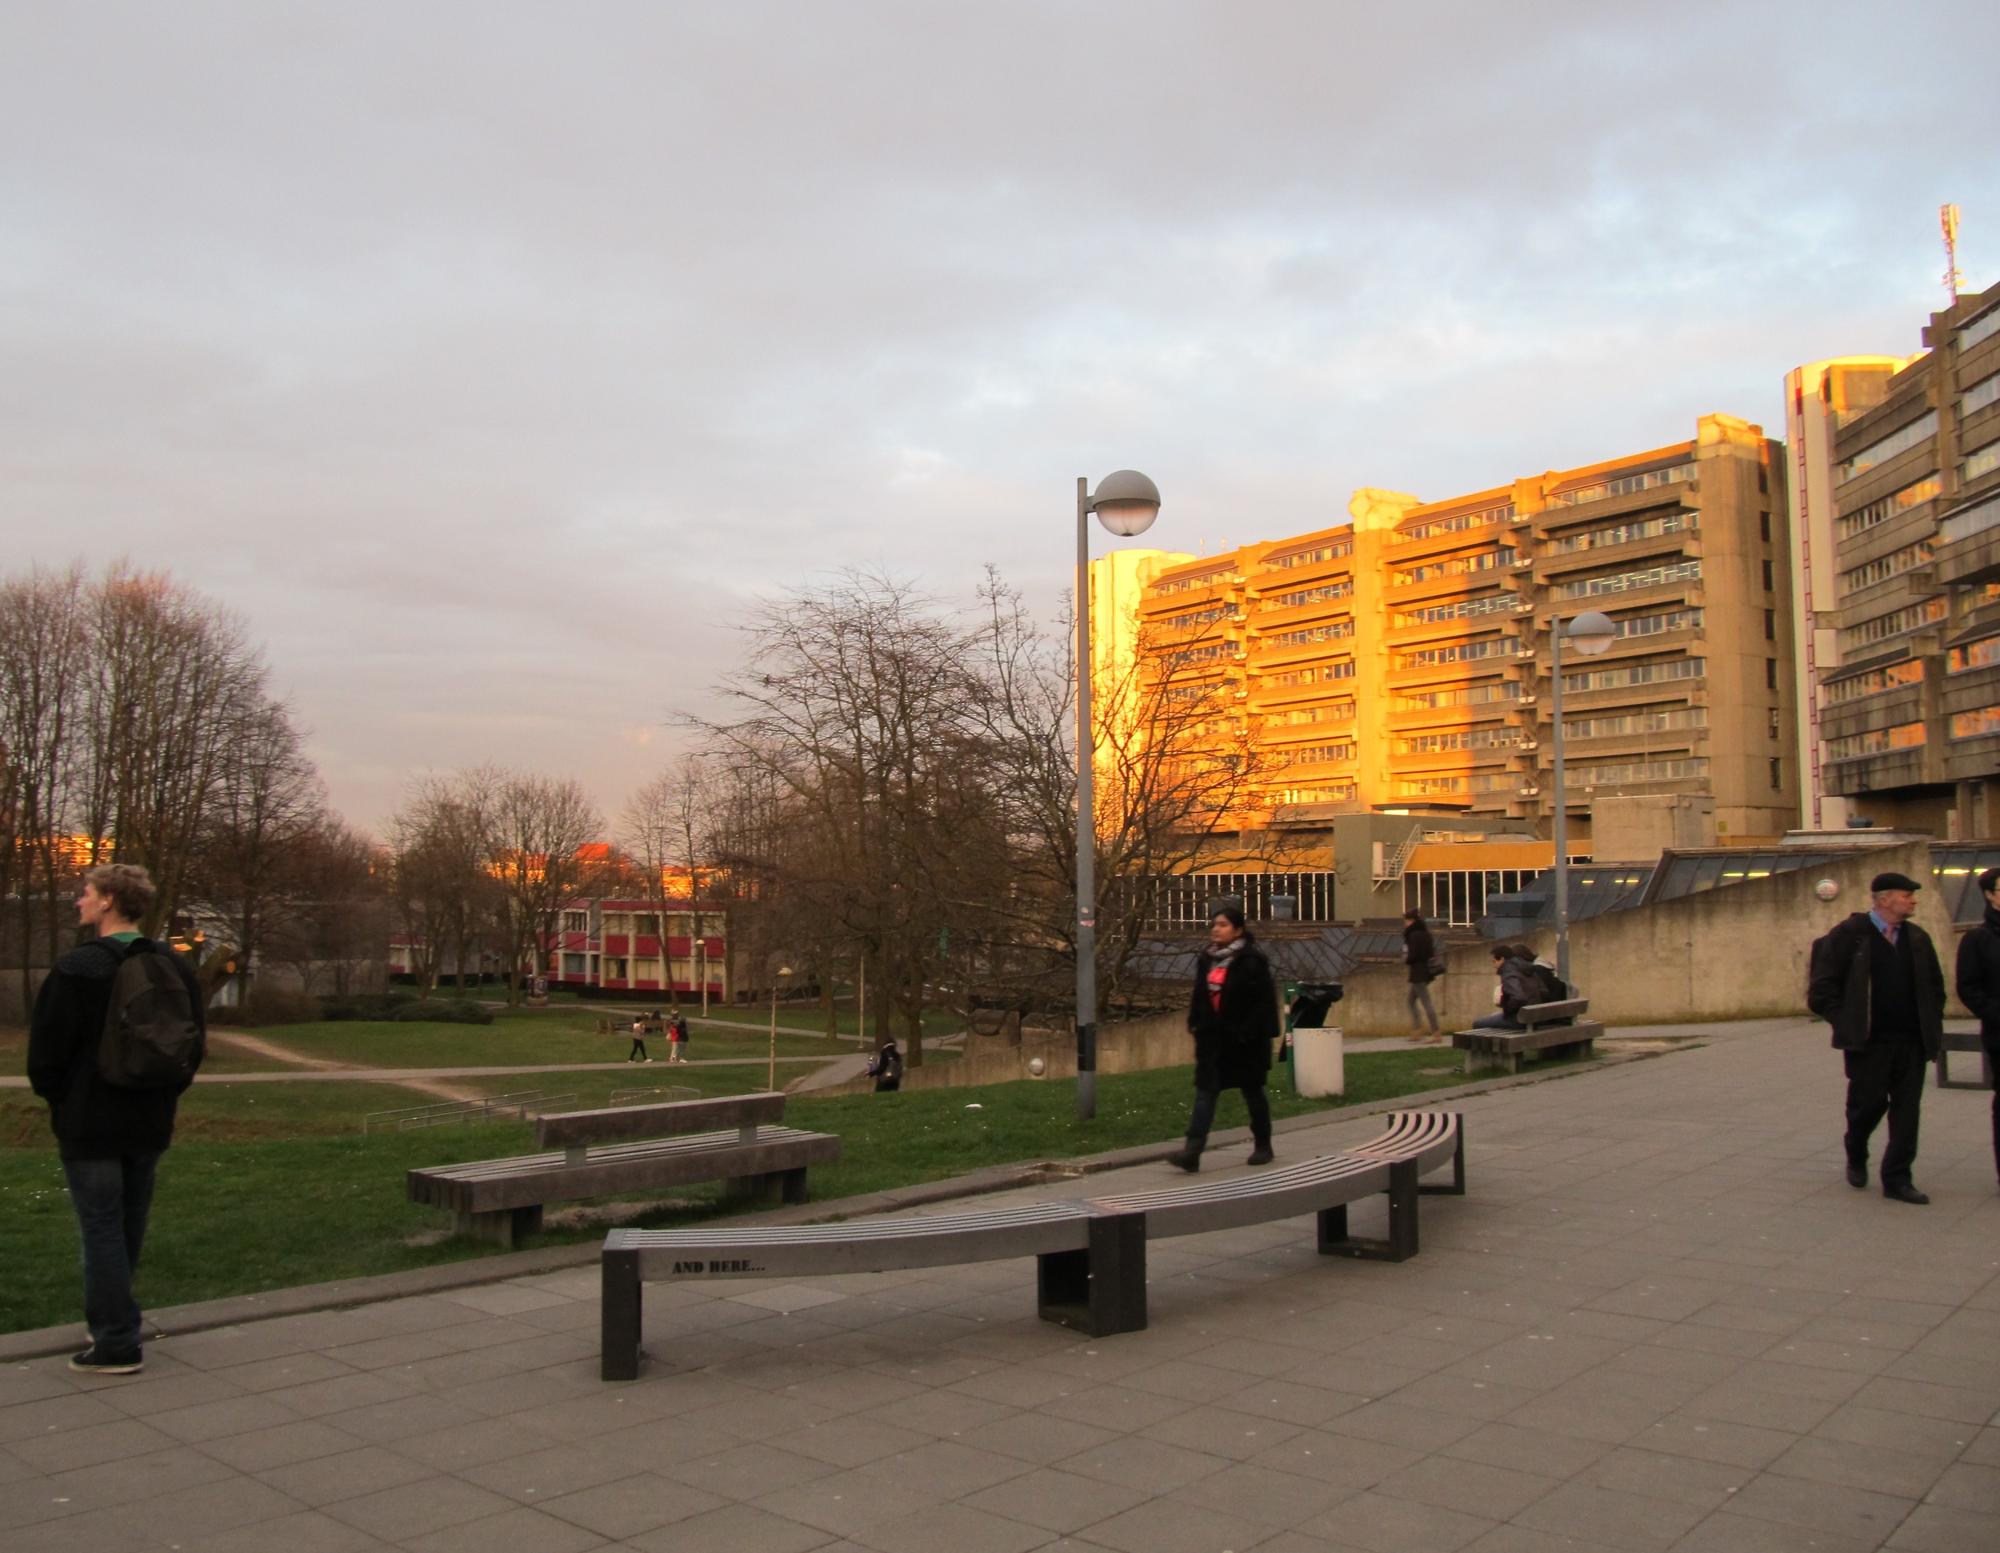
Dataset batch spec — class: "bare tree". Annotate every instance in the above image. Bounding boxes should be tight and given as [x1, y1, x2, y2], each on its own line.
[620, 753, 719, 1002]
[388, 771, 500, 993]
[487, 770, 604, 1005]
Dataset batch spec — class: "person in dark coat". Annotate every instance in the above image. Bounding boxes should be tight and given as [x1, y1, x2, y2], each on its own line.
[1402, 910, 1441, 1037]
[1807, 870, 1947, 1203]
[27, 864, 204, 1375]
[1167, 905, 1280, 1172]
[1953, 865, 2000, 1188]
[866, 1039, 903, 1092]
[1471, 945, 1539, 1030]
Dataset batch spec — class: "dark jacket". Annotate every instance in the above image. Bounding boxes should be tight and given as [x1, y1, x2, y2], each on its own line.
[1403, 923, 1438, 985]
[1806, 911, 1946, 1057]
[1496, 956, 1540, 1019]
[1187, 939, 1280, 1090]
[27, 937, 203, 1158]
[1956, 906, 2000, 1038]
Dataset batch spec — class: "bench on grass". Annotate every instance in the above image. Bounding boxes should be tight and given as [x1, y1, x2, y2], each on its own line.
[408, 1092, 840, 1248]
[1935, 1027, 1993, 1091]
[599, 1108, 1464, 1381]
[1452, 998, 1603, 1075]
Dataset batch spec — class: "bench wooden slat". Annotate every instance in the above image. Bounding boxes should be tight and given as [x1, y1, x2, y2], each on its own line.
[537, 1093, 787, 1148]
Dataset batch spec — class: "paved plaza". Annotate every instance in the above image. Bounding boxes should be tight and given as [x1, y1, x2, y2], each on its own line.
[3, 1019, 1998, 1552]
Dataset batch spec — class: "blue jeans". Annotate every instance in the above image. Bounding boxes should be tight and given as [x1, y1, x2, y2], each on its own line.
[62, 1152, 160, 1356]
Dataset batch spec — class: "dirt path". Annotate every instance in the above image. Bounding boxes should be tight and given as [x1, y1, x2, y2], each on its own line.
[206, 1030, 487, 1104]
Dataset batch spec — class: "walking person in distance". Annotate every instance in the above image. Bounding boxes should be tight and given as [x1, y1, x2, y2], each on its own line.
[1402, 909, 1442, 1040]
[1953, 865, 2000, 1191]
[1807, 871, 1946, 1204]
[26, 865, 206, 1376]
[1167, 905, 1280, 1172]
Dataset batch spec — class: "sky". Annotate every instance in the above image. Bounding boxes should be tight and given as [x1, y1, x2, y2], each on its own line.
[4, 1, 1996, 835]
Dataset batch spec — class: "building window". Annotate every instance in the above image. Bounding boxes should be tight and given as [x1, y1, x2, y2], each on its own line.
[562, 910, 588, 933]
[1551, 558, 1702, 601]
[1837, 474, 1942, 541]
[1839, 410, 1937, 482]
[1949, 634, 2000, 673]
[1770, 757, 1781, 789]
[1838, 537, 1938, 598]
[1950, 705, 2000, 740]
[1824, 723, 1926, 762]
[1763, 609, 1775, 640]
[1962, 371, 2000, 417]
[1761, 560, 1774, 592]
[1961, 440, 2000, 485]
[1960, 303, 2000, 352]
[1825, 659, 1924, 704]
[1766, 658, 1777, 690]
[1760, 512, 1771, 542]
[1768, 708, 1780, 739]
[1563, 655, 1703, 694]
[1837, 595, 1949, 654]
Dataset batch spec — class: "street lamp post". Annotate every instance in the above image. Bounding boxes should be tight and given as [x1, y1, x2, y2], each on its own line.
[1074, 469, 1163, 1121]
[768, 964, 792, 1091]
[1548, 609, 1617, 989]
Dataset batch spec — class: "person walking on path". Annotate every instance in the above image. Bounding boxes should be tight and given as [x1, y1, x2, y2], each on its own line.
[1953, 865, 2000, 1189]
[1167, 905, 1279, 1172]
[1402, 910, 1442, 1039]
[26, 864, 205, 1376]
[865, 1038, 903, 1092]
[666, 1008, 689, 1064]
[1808, 870, 1947, 1204]
[627, 1013, 655, 1064]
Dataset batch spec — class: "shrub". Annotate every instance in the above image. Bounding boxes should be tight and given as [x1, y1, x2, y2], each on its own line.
[321, 991, 417, 1021]
[388, 998, 493, 1025]
[241, 987, 322, 1027]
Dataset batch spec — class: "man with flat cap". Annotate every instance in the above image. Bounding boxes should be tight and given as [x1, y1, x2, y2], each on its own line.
[1808, 870, 1947, 1203]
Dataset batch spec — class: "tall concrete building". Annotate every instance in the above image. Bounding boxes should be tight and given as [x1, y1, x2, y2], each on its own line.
[1784, 357, 1910, 830]
[1099, 412, 1799, 859]
[1817, 283, 2000, 836]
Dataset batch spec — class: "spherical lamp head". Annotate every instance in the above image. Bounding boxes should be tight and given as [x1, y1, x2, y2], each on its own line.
[1565, 609, 1617, 658]
[1090, 469, 1161, 537]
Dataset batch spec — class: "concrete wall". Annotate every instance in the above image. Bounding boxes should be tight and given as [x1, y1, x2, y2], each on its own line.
[1329, 840, 1977, 1033]
[811, 1012, 1194, 1098]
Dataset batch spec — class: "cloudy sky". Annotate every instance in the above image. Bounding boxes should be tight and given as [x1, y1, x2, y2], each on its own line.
[4, 1, 1995, 833]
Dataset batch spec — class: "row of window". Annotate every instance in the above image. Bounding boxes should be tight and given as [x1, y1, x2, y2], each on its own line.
[1826, 722, 1925, 762]
[1615, 606, 1704, 639]
[1952, 635, 2000, 672]
[1159, 604, 1231, 631]
[1836, 473, 1941, 541]
[1562, 655, 1703, 693]
[1148, 568, 1231, 597]
[1396, 635, 1511, 669]
[1405, 868, 1546, 927]
[1265, 620, 1356, 647]
[1258, 660, 1355, 689]
[1268, 539, 1353, 569]
[1563, 705, 1708, 740]
[1838, 594, 1948, 655]
[1397, 726, 1520, 755]
[1397, 502, 1515, 542]
[1838, 538, 1935, 598]
[1547, 509, 1697, 555]
[1285, 742, 1357, 765]
[1392, 547, 1514, 586]
[1964, 372, 2000, 417]
[1552, 557, 1702, 601]
[1546, 462, 1697, 508]
[1264, 701, 1355, 726]
[1825, 659, 1924, 705]
[1398, 775, 1470, 795]
[1960, 303, 2000, 352]
[1260, 581, 1354, 612]
[1564, 755, 1710, 785]
[1395, 680, 1521, 711]
[1952, 705, 2000, 739]
[1271, 784, 1357, 805]
[1146, 871, 1339, 927]
[1163, 644, 1232, 668]
[1395, 593, 1515, 626]
[1840, 410, 1937, 482]
[1964, 440, 2000, 484]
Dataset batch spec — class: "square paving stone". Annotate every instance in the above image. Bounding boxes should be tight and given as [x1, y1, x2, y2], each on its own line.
[1439, 1421, 1616, 1479]
[1510, 1479, 1709, 1551]
[960, 1465, 1149, 1534]
[254, 1442, 438, 1506]
[1167, 1458, 1357, 1528]
[1923, 1460, 2000, 1514]
[663, 1440, 840, 1499]
[1373, 1453, 1564, 1520]
[1139, 1404, 1299, 1461]
[1080, 1494, 1274, 1553]
[771, 1416, 938, 1468]
[624, 1500, 840, 1553]
[320, 1474, 528, 1540]
[538, 1471, 729, 1540]
[1722, 1470, 1915, 1542]
[1883, 1501, 2000, 1552]
[183, 1507, 395, 1552]
[461, 1441, 650, 1503]
[751, 1465, 949, 1537]
[1663, 1510, 1878, 1552]
[1322, 1400, 1485, 1453]
[1297, 1486, 1498, 1552]
[1765, 1433, 1947, 1499]
[851, 1498, 1054, 1553]
[1061, 1433, 1232, 1493]
[97, 1474, 307, 1541]
[401, 1504, 612, 1553]
[7, 1414, 178, 1473]
[197, 1418, 366, 1472]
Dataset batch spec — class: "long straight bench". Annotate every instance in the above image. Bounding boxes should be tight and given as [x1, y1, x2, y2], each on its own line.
[408, 1092, 839, 1247]
[1453, 998, 1603, 1075]
[599, 1108, 1464, 1381]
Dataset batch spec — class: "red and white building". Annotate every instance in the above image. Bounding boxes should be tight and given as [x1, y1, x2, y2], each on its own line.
[389, 897, 729, 999]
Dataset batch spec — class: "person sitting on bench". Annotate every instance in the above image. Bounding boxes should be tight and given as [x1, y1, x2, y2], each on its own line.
[1472, 945, 1539, 1031]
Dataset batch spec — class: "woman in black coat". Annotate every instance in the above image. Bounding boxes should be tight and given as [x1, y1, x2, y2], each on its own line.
[1167, 905, 1280, 1172]
[1402, 910, 1440, 1037]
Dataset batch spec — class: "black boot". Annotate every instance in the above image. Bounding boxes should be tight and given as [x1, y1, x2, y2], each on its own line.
[1165, 1140, 1202, 1172]
[1247, 1143, 1275, 1166]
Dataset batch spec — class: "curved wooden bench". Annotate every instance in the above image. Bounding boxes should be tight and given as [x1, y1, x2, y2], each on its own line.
[600, 1108, 1464, 1380]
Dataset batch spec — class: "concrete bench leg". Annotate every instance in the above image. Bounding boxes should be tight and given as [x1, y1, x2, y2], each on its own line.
[779, 1168, 809, 1205]
[1421, 1120, 1466, 1197]
[1038, 1213, 1147, 1337]
[456, 1205, 541, 1247]
[601, 1243, 643, 1382]
[1461, 1049, 1518, 1076]
[1318, 1158, 1420, 1263]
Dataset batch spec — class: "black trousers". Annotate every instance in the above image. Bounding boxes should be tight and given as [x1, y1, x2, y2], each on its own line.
[1186, 1083, 1272, 1150]
[1984, 1032, 2000, 1180]
[1844, 1038, 1927, 1188]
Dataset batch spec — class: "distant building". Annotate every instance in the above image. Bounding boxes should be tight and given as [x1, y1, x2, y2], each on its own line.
[1815, 283, 2000, 836]
[389, 897, 729, 999]
[1100, 411, 1799, 868]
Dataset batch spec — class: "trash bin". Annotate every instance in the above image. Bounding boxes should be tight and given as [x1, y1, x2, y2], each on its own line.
[1288, 982, 1345, 1098]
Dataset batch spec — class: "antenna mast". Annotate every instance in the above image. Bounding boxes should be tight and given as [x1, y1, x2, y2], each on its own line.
[1941, 204, 1963, 305]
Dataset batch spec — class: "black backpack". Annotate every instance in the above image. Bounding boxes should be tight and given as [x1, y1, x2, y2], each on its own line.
[1533, 963, 1570, 1003]
[95, 940, 205, 1089]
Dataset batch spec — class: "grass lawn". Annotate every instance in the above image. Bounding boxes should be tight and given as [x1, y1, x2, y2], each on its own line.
[692, 1003, 964, 1040]
[0, 1048, 1522, 1337]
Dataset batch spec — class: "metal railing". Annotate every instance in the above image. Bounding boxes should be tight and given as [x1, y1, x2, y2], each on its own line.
[361, 1090, 577, 1134]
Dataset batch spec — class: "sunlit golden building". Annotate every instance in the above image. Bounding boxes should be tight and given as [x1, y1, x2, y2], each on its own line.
[1814, 283, 2000, 836]
[1102, 412, 1800, 860]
